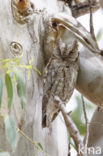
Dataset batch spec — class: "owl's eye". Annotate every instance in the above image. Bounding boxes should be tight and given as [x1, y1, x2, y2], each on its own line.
[52, 21, 57, 28]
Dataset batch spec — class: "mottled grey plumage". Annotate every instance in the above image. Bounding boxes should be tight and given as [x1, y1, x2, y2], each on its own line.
[42, 39, 79, 127]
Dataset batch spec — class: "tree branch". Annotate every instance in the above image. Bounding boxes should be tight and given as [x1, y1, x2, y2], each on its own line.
[100, 0, 103, 8]
[88, 0, 99, 49]
[88, 108, 103, 154]
[76, 47, 103, 107]
[71, 0, 100, 18]
[81, 95, 89, 150]
[54, 96, 85, 156]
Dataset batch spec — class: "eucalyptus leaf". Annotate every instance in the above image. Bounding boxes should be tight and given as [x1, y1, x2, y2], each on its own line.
[37, 143, 43, 151]
[15, 70, 26, 109]
[0, 77, 3, 107]
[5, 73, 13, 109]
[96, 29, 102, 41]
[4, 116, 17, 151]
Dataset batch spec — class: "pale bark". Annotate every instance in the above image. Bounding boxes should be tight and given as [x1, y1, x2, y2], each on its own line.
[76, 47, 103, 108]
[100, 0, 103, 8]
[0, 0, 68, 156]
[74, 1, 103, 154]
[0, 0, 103, 156]
[76, 47, 103, 155]
[88, 108, 103, 156]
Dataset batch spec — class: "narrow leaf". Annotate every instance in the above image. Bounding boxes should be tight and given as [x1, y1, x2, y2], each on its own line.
[0, 77, 3, 107]
[96, 29, 102, 41]
[15, 71, 26, 109]
[5, 73, 13, 109]
[37, 143, 43, 151]
[4, 116, 17, 151]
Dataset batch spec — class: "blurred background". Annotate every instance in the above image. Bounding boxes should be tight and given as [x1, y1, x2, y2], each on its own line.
[66, 7, 103, 155]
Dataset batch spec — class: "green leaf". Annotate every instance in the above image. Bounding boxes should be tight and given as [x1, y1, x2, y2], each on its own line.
[5, 73, 13, 109]
[37, 143, 43, 151]
[0, 152, 10, 156]
[15, 71, 26, 109]
[0, 77, 3, 107]
[96, 29, 102, 41]
[4, 116, 17, 151]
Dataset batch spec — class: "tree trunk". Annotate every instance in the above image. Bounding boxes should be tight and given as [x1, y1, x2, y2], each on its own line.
[0, 0, 68, 155]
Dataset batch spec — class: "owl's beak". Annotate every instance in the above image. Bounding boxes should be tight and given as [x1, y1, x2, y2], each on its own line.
[51, 13, 100, 54]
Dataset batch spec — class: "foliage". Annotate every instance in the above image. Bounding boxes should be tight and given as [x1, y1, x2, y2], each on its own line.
[0, 55, 42, 153]
[0, 54, 41, 109]
[4, 116, 17, 151]
[5, 74, 13, 109]
[15, 70, 26, 109]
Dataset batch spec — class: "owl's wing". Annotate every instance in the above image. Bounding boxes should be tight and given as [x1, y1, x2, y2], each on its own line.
[42, 58, 59, 127]
[42, 41, 79, 127]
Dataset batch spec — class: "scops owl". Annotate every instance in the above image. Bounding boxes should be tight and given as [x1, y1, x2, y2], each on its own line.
[42, 12, 99, 127]
[42, 39, 79, 127]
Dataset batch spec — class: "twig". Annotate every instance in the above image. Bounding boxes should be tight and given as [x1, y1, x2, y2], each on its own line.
[81, 95, 89, 153]
[88, 0, 99, 49]
[88, 0, 94, 37]
[54, 96, 85, 156]
[17, 128, 39, 150]
[68, 138, 71, 156]
[17, 128, 49, 156]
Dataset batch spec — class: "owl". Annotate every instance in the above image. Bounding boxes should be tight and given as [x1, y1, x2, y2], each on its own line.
[42, 12, 99, 127]
[42, 39, 79, 127]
